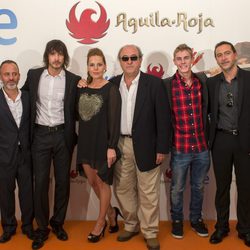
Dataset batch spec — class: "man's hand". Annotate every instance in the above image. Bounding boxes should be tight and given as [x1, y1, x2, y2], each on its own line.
[156, 153, 166, 165]
[107, 148, 116, 168]
[77, 78, 88, 88]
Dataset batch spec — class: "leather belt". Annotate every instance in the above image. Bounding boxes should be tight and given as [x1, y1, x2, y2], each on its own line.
[35, 124, 64, 132]
[217, 128, 239, 136]
[121, 134, 132, 138]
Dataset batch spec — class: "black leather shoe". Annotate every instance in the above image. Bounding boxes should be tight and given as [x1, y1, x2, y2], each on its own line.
[88, 221, 107, 243]
[32, 238, 45, 250]
[51, 225, 68, 241]
[209, 229, 228, 244]
[238, 233, 250, 247]
[109, 207, 124, 233]
[23, 229, 35, 240]
[0, 231, 15, 243]
[32, 229, 50, 250]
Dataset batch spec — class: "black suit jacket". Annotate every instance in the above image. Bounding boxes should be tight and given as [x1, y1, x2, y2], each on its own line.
[111, 71, 171, 172]
[0, 89, 30, 175]
[22, 67, 81, 154]
[207, 68, 250, 151]
[163, 72, 209, 148]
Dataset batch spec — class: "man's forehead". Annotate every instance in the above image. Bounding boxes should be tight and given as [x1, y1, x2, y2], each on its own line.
[1, 63, 19, 71]
[121, 46, 138, 55]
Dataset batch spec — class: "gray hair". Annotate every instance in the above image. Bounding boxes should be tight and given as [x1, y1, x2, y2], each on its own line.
[117, 44, 143, 59]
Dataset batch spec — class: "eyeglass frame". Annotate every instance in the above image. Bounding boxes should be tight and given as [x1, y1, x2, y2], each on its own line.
[119, 55, 141, 62]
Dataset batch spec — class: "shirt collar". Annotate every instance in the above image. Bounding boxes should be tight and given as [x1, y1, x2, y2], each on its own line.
[43, 69, 65, 79]
[2, 87, 22, 102]
[220, 67, 239, 82]
[121, 71, 141, 87]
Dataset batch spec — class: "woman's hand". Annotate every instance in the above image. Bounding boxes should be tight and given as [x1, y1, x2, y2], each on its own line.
[107, 148, 116, 168]
[77, 78, 88, 88]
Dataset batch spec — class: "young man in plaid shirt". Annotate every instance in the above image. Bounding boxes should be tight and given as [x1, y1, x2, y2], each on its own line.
[164, 44, 210, 239]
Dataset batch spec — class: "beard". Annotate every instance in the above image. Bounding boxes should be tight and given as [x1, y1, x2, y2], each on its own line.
[5, 82, 18, 90]
[49, 61, 64, 70]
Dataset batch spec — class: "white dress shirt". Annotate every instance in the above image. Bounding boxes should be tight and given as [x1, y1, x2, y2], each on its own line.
[3, 88, 23, 128]
[35, 69, 65, 126]
[119, 72, 140, 135]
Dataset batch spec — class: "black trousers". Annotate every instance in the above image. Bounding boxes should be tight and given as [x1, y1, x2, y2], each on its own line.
[212, 130, 250, 234]
[0, 147, 34, 233]
[32, 127, 71, 230]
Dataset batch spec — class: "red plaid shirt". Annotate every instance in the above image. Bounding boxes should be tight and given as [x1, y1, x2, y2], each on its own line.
[171, 71, 207, 153]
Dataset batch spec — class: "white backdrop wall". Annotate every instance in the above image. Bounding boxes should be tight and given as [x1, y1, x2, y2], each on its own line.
[1, 0, 248, 220]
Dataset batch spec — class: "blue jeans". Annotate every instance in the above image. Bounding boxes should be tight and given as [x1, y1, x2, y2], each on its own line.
[170, 150, 210, 223]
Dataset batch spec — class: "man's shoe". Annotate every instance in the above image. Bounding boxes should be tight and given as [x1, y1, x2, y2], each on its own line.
[117, 230, 139, 242]
[209, 229, 228, 244]
[238, 232, 250, 247]
[32, 238, 45, 250]
[51, 225, 68, 241]
[32, 229, 50, 250]
[171, 220, 183, 239]
[191, 219, 208, 237]
[145, 238, 160, 250]
[22, 229, 35, 240]
[0, 231, 15, 243]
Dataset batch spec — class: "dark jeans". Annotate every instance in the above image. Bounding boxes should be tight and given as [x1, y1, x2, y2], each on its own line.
[170, 150, 210, 222]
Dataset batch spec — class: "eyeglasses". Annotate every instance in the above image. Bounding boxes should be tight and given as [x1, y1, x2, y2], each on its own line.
[120, 56, 139, 62]
[226, 92, 234, 107]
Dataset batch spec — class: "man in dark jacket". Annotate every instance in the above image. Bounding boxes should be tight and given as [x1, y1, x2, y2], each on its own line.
[208, 41, 250, 247]
[112, 44, 171, 250]
[0, 60, 34, 243]
[22, 40, 81, 250]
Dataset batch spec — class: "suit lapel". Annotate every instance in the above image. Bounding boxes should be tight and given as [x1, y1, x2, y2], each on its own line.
[32, 68, 44, 104]
[0, 89, 18, 128]
[214, 77, 221, 123]
[133, 72, 147, 125]
[64, 70, 71, 113]
[237, 69, 244, 118]
[19, 92, 28, 129]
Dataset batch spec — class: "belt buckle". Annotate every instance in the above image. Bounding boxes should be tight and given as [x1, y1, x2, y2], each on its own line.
[232, 130, 238, 135]
[48, 126, 57, 132]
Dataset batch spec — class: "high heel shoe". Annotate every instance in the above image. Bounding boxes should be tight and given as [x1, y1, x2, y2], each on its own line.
[88, 221, 107, 243]
[109, 207, 124, 233]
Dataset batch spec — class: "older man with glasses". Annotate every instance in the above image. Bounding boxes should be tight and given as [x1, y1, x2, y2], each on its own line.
[111, 44, 171, 250]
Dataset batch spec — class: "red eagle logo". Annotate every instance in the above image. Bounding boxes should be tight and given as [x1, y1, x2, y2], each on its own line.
[192, 48, 204, 66]
[147, 64, 164, 78]
[66, 1, 110, 44]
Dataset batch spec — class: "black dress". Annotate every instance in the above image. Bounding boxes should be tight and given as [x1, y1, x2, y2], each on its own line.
[77, 82, 121, 185]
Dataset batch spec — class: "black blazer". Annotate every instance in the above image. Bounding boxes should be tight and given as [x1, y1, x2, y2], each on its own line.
[22, 67, 81, 154]
[0, 89, 30, 175]
[163, 72, 209, 148]
[111, 71, 171, 172]
[207, 68, 250, 151]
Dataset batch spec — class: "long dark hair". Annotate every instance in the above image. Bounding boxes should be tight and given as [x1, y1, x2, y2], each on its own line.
[43, 39, 69, 68]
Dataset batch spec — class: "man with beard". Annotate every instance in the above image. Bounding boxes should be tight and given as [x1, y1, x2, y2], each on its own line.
[208, 41, 250, 247]
[22, 40, 81, 249]
[0, 60, 34, 243]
